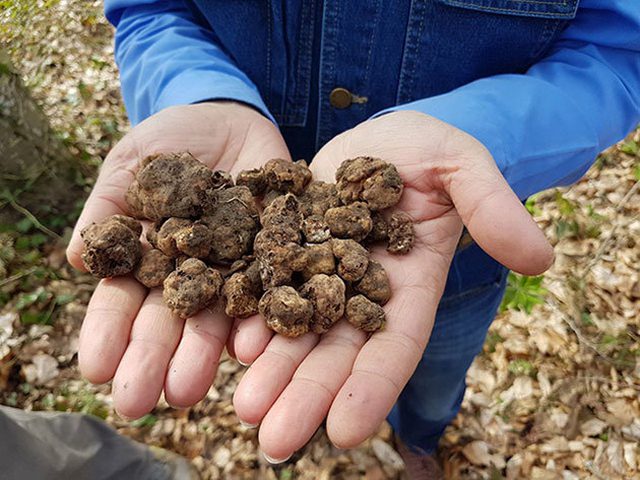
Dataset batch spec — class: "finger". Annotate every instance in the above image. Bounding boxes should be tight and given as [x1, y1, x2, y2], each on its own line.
[448, 157, 554, 275]
[258, 323, 366, 461]
[79, 277, 147, 384]
[226, 319, 239, 360]
[164, 311, 232, 408]
[326, 237, 451, 448]
[112, 289, 184, 419]
[326, 293, 435, 448]
[232, 314, 274, 366]
[233, 332, 319, 427]
[232, 118, 292, 174]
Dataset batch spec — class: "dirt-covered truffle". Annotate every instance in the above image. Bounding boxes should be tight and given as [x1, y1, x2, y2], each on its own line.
[134, 249, 175, 288]
[298, 181, 340, 217]
[254, 227, 307, 288]
[335, 156, 403, 211]
[223, 272, 260, 318]
[260, 193, 303, 237]
[387, 212, 415, 254]
[203, 186, 259, 264]
[299, 274, 346, 334]
[83, 153, 410, 326]
[80, 215, 142, 278]
[262, 190, 282, 208]
[259, 286, 313, 337]
[302, 215, 332, 243]
[236, 168, 267, 196]
[302, 242, 336, 281]
[366, 212, 389, 243]
[172, 221, 212, 259]
[211, 170, 234, 190]
[332, 239, 369, 282]
[153, 218, 192, 257]
[354, 259, 391, 305]
[346, 295, 386, 332]
[263, 158, 312, 195]
[325, 202, 373, 241]
[125, 152, 217, 220]
[163, 258, 224, 318]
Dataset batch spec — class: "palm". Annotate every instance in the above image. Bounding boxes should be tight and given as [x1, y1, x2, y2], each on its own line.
[231, 112, 552, 461]
[67, 102, 291, 417]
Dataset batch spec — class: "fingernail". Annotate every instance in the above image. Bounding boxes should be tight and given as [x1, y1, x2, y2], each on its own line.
[262, 451, 292, 465]
[239, 420, 258, 429]
[237, 358, 251, 367]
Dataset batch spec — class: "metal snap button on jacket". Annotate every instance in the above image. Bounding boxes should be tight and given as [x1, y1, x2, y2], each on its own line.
[329, 87, 353, 109]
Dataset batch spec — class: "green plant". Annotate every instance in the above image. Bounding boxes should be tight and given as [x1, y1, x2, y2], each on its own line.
[500, 273, 547, 314]
[619, 140, 638, 156]
[508, 359, 536, 377]
[130, 414, 158, 428]
[485, 331, 505, 353]
[525, 194, 542, 216]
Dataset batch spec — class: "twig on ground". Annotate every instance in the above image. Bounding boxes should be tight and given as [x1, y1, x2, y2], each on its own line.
[7, 198, 61, 240]
[0, 266, 38, 288]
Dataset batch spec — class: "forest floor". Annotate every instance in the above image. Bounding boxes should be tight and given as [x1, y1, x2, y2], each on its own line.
[1, 1, 639, 479]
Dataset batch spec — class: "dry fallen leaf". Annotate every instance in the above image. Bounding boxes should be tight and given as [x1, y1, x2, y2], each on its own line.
[580, 418, 607, 437]
[462, 440, 491, 466]
[370, 438, 404, 472]
[21, 353, 59, 385]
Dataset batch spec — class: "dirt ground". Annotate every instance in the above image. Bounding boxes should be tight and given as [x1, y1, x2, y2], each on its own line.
[1, 1, 639, 479]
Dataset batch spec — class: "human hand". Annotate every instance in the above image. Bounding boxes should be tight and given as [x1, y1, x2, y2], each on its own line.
[231, 111, 554, 461]
[67, 102, 291, 418]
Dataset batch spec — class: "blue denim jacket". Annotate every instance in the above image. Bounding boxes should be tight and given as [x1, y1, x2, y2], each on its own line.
[105, 0, 640, 297]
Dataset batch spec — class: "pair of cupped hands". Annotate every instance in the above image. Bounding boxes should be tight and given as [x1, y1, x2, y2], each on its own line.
[66, 102, 553, 462]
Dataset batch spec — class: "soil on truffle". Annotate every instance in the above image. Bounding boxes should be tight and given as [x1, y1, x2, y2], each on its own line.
[81, 215, 142, 278]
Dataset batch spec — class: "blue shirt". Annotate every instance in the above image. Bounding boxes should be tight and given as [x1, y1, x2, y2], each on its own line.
[104, 0, 640, 296]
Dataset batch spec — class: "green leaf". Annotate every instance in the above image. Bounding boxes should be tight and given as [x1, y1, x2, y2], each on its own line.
[29, 233, 48, 247]
[599, 334, 619, 347]
[634, 164, 640, 181]
[485, 332, 504, 353]
[21, 250, 41, 263]
[619, 140, 638, 155]
[14, 237, 30, 250]
[15, 291, 41, 310]
[555, 191, 577, 217]
[130, 414, 158, 428]
[581, 312, 594, 326]
[500, 273, 547, 314]
[508, 359, 536, 377]
[279, 469, 294, 480]
[555, 219, 579, 239]
[525, 194, 542, 216]
[16, 217, 33, 233]
[20, 311, 51, 325]
[55, 293, 75, 305]
[77, 81, 92, 102]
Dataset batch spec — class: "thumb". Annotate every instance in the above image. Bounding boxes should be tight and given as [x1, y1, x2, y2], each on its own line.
[448, 154, 554, 276]
[66, 144, 138, 271]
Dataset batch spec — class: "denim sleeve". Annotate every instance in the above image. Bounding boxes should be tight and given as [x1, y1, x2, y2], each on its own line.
[104, 0, 274, 125]
[381, 0, 640, 200]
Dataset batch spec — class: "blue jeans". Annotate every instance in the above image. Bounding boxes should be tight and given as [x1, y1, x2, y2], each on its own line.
[388, 244, 508, 453]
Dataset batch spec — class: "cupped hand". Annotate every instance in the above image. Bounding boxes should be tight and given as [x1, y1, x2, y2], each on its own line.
[232, 111, 554, 461]
[67, 102, 289, 418]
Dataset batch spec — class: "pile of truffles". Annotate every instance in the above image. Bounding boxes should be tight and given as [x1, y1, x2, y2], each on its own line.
[81, 153, 414, 337]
